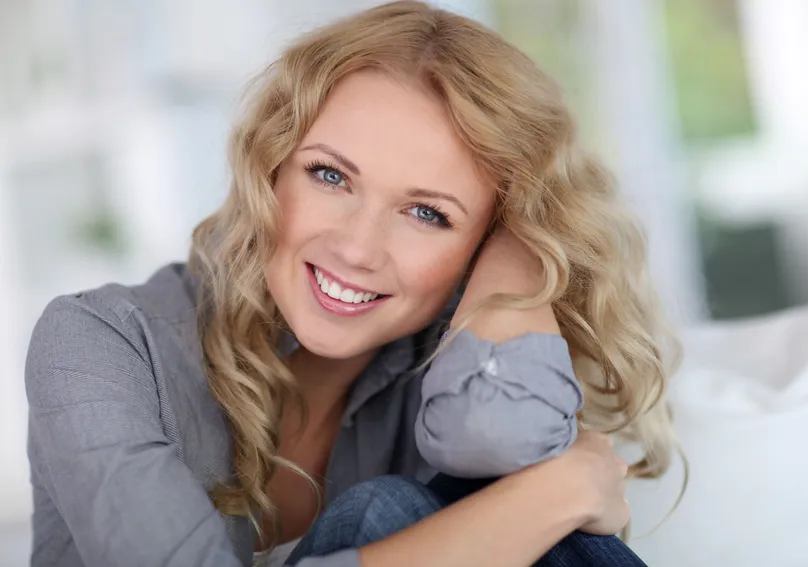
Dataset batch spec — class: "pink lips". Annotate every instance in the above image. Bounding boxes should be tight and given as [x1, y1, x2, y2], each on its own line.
[306, 265, 390, 317]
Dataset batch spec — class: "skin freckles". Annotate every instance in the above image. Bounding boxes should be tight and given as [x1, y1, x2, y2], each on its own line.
[265, 70, 496, 362]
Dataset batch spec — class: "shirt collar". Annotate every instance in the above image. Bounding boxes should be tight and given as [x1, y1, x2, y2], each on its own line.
[275, 294, 459, 426]
[342, 332, 418, 426]
[273, 327, 417, 426]
[340, 295, 458, 425]
[276, 327, 300, 358]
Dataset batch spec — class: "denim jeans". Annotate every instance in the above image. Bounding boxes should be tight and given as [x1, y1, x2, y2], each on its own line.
[285, 474, 648, 566]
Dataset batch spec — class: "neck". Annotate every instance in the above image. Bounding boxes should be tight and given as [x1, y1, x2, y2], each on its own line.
[284, 346, 378, 431]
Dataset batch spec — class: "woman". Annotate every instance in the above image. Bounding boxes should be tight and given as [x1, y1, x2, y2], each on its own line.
[25, 2, 679, 566]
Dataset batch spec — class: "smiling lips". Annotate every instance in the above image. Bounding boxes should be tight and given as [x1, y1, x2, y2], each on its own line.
[307, 264, 389, 316]
[313, 266, 379, 303]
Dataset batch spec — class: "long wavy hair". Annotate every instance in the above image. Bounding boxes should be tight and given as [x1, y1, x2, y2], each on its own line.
[190, 0, 682, 547]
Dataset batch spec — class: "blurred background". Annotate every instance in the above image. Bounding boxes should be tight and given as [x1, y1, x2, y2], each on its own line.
[1, 0, 807, 565]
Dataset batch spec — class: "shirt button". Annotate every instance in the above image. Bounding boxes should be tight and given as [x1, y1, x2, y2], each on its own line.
[482, 358, 498, 376]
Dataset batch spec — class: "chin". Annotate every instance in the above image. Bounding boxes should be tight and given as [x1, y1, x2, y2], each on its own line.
[292, 327, 369, 360]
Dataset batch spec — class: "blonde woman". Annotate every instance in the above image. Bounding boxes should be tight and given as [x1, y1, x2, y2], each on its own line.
[26, 2, 678, 566]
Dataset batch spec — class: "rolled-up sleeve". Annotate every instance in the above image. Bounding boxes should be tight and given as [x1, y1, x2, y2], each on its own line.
[415, 329, 584, 478]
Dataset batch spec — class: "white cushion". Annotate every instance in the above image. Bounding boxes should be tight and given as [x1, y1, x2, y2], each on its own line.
[627, 306, 808, 566]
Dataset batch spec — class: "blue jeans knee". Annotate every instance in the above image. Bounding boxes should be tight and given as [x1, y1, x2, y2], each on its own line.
[286, 474, 648, 567]
[329, 475, 443, 546]
[285, 475, 441, 565]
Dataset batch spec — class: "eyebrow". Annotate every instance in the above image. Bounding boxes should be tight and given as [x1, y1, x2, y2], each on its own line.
[299, 142, 469, 216]
[406, 188, 468, 216]
[298, 143, 361, 176]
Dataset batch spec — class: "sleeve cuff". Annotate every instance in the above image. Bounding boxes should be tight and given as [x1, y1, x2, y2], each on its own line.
[423, 329, 583, 414]
[416, 329, 584, 477]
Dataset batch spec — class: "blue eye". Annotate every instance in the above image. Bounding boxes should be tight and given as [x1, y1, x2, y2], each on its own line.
[414, 206, 438, 222]
[318, 167, 345, 186]
[305, 162, 348, 188]
[407, 205, 452, 228]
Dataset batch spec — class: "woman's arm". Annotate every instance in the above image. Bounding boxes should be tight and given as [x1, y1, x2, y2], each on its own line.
[455, 229, 563, 342]
[416, 229, 584, 477]
[26, 294, 244, 567]
[360, 431, 628, 567]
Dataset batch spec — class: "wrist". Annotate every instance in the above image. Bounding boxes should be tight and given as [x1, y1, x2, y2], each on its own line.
[459, 304, 559, 340]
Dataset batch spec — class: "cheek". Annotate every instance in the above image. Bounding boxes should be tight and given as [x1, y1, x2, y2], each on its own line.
[265, 173, 312, 289]
[272, 175, 324, 248]
[273, 184, 303, 242]
[397, 241, 473, 304]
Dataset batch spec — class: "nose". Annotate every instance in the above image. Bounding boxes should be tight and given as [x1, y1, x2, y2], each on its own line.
[326, 207, 389, 272]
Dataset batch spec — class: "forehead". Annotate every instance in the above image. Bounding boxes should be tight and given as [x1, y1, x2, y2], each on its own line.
[300, 71, 494, 211]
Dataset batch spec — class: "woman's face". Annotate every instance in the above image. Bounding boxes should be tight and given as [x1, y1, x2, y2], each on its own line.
[265, 71, 495, 359]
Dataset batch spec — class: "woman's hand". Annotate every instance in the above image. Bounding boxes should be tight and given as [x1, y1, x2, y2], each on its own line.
[452, 228, 561, 340]
[555, 430, 631, 535]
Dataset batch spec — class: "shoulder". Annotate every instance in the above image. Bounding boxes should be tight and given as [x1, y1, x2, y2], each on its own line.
[33, 262, 198, 341]
[24, 264, 246, 567]
[26, 263, 202, 398]
[73, 262, 198, 325]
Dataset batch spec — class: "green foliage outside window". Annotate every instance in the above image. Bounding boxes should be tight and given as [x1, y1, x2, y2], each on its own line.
[493, 0, 757, 143]
[663, 0, 757, 141]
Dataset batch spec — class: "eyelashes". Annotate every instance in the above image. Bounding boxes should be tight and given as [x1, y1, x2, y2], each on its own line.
[304, 160, 348, 188]
[302, 160, 454, 229]
[407, 203, 453, 228]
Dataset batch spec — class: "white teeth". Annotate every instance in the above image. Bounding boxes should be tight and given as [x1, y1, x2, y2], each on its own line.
[313, 267, 381, 305]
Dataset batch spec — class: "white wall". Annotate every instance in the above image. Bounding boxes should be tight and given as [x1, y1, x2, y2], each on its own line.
[584, 0, 706, 323]
[0, 166, 31, 523]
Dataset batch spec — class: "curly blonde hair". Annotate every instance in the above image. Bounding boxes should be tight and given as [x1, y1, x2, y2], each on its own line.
[190, 0, 681, 547]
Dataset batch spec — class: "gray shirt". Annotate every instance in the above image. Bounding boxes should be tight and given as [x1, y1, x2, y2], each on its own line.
[25, 263, 583, 567]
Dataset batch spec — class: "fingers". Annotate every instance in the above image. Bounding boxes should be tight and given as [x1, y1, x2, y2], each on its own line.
[616, 457, 629, 477]
[572, 430, 633, 535]
[590, 433, 627, 474]
[575, 429, 630, 477]
[594, 433, 627, 476]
